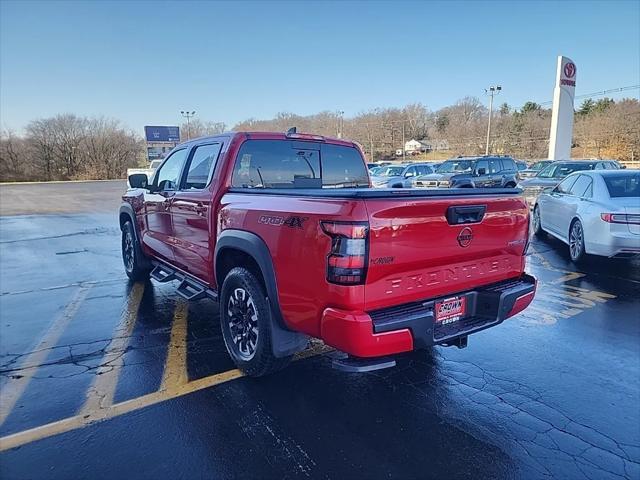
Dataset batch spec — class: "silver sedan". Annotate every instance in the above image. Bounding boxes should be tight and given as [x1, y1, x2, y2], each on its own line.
[532, 170, 640, 262]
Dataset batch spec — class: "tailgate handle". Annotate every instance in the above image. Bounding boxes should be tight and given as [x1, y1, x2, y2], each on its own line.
[446, 205, 486, 225]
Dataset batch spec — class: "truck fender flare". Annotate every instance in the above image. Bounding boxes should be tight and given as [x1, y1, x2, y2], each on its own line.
[119, 203, 139, 238]
[215, 229, 308, 358]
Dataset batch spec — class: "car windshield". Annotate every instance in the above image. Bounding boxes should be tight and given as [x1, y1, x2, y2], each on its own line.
[379, 166, 404, 176]
[531, 161, 550, 171]
[370, 166, 384, 175]
[538, 163, 594, 179]
[603, 173, 640, 198]
[436, 160, 473, 173]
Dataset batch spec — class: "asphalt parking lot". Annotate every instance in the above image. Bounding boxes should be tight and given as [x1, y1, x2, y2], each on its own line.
[0, 180, 639, 479]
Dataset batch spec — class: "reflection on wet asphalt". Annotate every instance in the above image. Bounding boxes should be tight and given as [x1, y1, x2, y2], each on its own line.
[0, 211, 638, 479]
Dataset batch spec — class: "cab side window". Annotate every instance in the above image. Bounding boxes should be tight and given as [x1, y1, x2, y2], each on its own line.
[182, 143, 222, 190]
[475, 160, 489, 175]
[489, 159, 501, 174]
[153, 149, 188, 191]
[404, 166, 417, 178]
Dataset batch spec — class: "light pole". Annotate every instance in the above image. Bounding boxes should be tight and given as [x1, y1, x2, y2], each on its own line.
[337, 110, 344, 139]
[484, 85, 501, 155]
[180, 110, 196, 140]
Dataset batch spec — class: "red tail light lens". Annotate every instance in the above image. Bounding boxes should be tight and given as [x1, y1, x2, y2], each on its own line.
[321, 221, 369, 285]
[601, 213, 640, 225]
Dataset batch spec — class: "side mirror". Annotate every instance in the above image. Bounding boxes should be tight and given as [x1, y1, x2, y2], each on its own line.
[477, 168, 486, 176]
[128, 173, 148, 189]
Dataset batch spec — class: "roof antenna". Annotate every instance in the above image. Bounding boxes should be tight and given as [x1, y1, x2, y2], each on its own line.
[286, 127, 297, 135]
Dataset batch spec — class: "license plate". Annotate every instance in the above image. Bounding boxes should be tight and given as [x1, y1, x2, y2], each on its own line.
[435, 296, 466, 324]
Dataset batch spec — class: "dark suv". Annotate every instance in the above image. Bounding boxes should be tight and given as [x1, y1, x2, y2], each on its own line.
[412, 156, 519, 188]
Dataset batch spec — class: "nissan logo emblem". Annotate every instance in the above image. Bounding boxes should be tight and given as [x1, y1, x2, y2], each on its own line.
[457, 227, 473, 247]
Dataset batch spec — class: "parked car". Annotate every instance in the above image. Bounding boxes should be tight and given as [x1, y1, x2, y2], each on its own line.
[520, 160, 553, 179]
[516, 161, 528, 175]
[412, 156, 519, 189]
[520, 160, 621, 206]
[533, 170, 640, 262]
[369, 163, 435, 188]
[126, 159, 162, 186]
[121, 131, 536, 376]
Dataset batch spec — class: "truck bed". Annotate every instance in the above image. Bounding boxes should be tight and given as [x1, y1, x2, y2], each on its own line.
[228, 187, 522, 198]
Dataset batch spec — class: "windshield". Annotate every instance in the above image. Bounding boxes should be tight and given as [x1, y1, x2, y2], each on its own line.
[379, 166, 404, 176]
[370, 166, 384, 175]
[531, 161, 551, 171]
[537, 163, 594, 179]
[603, 173, 640, 198]
[437, 160, 473, 174]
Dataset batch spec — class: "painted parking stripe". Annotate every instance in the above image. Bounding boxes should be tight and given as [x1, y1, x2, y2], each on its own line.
[0, 286, 91, 427]
[0, 368, 243, 452]
[80, 282, 145, 414]
[160, 301, 189, 390]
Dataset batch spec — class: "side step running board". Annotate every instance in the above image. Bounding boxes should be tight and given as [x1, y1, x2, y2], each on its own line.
[149, 261, 217, 301]
[331, 355, 396, 373]
[150, 265, 176, 283]
[176, 278, 206, 301]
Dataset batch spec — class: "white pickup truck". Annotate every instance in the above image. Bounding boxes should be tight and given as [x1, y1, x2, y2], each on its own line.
[126, 160, 162, 186]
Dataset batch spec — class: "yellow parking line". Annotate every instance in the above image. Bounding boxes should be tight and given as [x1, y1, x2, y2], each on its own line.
[160, 301, 189, 390]
[0, 286, 91, 427]
[0, 368, 243, 452]
[80, 282, 145, 414]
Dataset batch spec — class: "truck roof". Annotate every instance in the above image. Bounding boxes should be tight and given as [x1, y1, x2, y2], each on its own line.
[178, 131, 359, 149]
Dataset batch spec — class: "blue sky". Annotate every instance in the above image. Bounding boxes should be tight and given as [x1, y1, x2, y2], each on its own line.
[1, 0, 639, 133]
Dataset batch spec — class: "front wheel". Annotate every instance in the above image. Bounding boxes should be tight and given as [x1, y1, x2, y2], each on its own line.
[121, 220, 150, 281]
[569, 219, 586, 263]
[220, 267, 292, 377]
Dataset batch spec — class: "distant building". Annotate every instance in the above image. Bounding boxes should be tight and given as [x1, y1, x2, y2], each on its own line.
[404, 139, 449, 153]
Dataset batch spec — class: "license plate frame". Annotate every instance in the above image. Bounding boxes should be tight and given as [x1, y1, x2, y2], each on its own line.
[435, 296, 467, 325]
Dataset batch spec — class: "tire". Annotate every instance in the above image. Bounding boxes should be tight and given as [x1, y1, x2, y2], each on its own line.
[569, 219, 587, 263]
[121, 220, 150, 281]
[533, 205, 546, 238]
[220, 267, 292, 377]
[505, 182, 517, 188]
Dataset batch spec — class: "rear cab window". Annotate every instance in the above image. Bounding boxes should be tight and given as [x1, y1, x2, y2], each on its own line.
[231, 140, 369, 189]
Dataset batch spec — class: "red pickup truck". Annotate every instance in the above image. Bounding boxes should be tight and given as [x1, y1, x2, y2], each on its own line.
[121, 131, 536, 376]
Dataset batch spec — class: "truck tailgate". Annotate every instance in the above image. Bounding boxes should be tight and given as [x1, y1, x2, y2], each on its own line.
[363, 195, 528, 310]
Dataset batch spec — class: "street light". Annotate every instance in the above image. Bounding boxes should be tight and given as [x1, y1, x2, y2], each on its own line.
[180, 110, 196, 140]
[484, 85, 501, 155]
[337, 110, 344, 139]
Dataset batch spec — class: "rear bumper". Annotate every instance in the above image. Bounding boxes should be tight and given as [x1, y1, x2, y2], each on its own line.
[320, 274, 536, 358]
[585, 233, 640, 258]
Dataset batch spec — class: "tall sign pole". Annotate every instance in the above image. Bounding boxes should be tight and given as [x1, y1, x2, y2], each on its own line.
[548, 56, 577, 160]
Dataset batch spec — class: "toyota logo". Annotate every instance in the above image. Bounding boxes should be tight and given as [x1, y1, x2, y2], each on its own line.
[457, 227, 473, 247]
[564, 62, 576, 79]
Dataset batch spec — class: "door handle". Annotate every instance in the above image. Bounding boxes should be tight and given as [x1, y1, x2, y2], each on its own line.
[194, 203, 207, 215]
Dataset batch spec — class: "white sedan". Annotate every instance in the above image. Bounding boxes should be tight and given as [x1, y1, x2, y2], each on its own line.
[532, 170, 640, 262]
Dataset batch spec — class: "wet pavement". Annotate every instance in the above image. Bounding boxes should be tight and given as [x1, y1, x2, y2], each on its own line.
[0, 182, 639, 479]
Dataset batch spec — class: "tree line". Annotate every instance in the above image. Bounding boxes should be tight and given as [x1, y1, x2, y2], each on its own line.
[1, 97, 638, 182]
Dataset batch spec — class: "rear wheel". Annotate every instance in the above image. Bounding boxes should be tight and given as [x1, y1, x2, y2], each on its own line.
[569, 219, 586, 263]
[121, 220, 150, 281]
[533, 205, 546, 238]
[220, 267, 292, 377]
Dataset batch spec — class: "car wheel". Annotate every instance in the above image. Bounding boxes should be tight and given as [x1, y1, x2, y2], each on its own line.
[505, 182, 517, 188]
[569, 219, 586, 263]
[121, 220, 150, 281]
[220, 267, 292, 377]
[533, 205, 546, 238]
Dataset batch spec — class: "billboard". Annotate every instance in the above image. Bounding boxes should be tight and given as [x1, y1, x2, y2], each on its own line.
[147, 146, 173, 161]
[144, 125, 180, 143]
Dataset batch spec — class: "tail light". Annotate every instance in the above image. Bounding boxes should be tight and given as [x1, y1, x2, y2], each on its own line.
[321, 221, 369, 285]
[601, 213, 640, 225]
